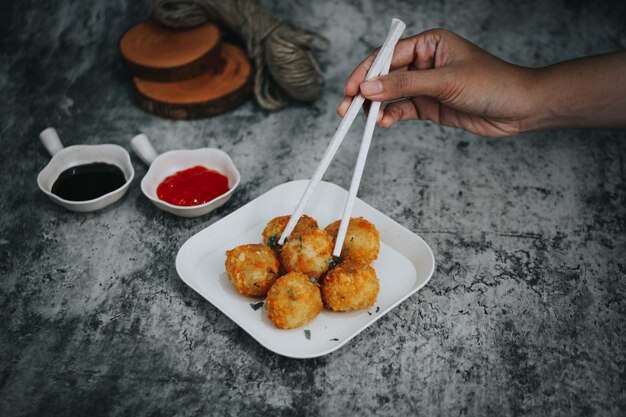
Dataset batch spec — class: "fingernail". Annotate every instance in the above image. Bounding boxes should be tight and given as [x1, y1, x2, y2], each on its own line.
[337, 99, 348, 115]
[361, 80, 383, 96]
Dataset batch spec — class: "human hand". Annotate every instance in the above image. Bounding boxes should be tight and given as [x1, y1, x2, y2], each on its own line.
[337, 29, 538, 137]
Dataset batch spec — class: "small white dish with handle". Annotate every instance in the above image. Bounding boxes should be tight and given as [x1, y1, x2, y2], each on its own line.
[130, 134, 240, 218]
[37, 127, 134, 212]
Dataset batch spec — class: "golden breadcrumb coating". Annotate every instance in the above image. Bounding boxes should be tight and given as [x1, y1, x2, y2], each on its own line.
[322, 259, 379, 312]
[225, 244, 280, 297]
[280, 228, 333, 278]
[266, 272, 323, 329]
[324, 217, 380, 263]
[261, 214, 318, 248]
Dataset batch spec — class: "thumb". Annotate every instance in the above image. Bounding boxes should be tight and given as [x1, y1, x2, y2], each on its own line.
[359, 69, 447, 101]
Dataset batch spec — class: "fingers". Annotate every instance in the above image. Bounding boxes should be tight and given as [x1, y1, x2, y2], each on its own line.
[362, 100, 384, 123]
[360, 69, 448, 102]
[344, 52, 377, 96]
[336, 96, 384, 124]
[337, 65, 410, 116]
[379, 100, 418, 128]
[337, 96, 352, 117]
[378, 96, 451, 128]
[344, 36, 423, 96]
[336, 94, 386, 124]
[340, 28, 464, 118]
[343, 28, 465, 99]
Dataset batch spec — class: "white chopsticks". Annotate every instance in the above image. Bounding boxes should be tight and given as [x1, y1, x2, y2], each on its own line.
[279, 18, 406, 255]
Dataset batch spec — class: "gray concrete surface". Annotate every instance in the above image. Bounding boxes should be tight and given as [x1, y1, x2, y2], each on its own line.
[1, 0, 625, 416]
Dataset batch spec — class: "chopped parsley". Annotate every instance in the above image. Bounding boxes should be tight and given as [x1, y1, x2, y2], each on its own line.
[330, 338, 339, 341]
[304, 329, 311, 340]
[250, 301, 264, 311]
[287, 288, 297, 300]
[376, 306, 380, 313]
[267, 234, 279, 248]
[326, 256, 343, 268]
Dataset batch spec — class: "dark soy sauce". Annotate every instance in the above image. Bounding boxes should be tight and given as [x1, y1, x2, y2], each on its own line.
[51, 162, 126, 201]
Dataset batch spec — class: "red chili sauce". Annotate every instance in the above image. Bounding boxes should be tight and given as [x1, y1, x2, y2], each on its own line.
[157, 165, 229, 206]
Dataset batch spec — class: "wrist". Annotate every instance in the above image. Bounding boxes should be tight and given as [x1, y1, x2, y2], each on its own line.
[519, 52, 626, 132]
[519, 67, 554, 133]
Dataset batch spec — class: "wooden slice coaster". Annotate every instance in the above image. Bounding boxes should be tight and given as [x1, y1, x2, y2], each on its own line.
[133, 43, 252, 120]
[119, 21, 221, 81]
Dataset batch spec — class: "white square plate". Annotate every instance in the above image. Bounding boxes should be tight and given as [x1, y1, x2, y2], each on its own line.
[176, 180, 435, 359]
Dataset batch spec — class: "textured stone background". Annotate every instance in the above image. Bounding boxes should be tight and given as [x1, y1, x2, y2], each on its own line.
[1, 0, 625, 416]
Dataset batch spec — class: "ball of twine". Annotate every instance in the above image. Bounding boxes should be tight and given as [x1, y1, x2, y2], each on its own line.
[150, 0, 328, 110]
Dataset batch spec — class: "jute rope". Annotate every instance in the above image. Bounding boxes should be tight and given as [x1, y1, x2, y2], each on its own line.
[150, 0, 328, 110]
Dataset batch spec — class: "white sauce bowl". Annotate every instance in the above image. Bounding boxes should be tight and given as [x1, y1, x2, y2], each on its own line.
[37, 128, 134, 212]
[131, 134, 240, 218]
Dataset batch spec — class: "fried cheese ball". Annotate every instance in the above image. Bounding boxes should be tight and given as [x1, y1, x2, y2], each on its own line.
[261, 214, 318, 248]
[322, 259, 379, 312]
[324, 217, 380, 263]
[280, 228, 333, 278]
[225, 244, 280, 297]
[266, 272, 323, 329]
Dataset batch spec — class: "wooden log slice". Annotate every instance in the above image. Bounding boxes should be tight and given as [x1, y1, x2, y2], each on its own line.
[133, 43, 252, 120]
[119, 21, 221, 82]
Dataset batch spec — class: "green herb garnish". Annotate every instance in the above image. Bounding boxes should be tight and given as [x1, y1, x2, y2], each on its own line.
[304, 329, 311, 340]
[375, 306, 380, 313]
[326, 256, 343, 268]
[330, 338, 339, 341]
[267, 234, 279, 248]
[250, 301, 264, 311]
